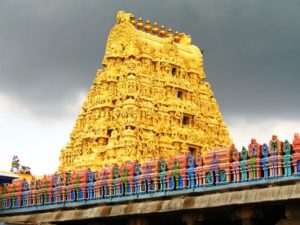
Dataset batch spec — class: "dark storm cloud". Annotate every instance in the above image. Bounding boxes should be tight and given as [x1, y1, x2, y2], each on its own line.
[0, 0, 299, 120]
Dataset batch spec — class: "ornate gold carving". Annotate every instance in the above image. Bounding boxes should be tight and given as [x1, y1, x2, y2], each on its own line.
[58, 11, 231, 172]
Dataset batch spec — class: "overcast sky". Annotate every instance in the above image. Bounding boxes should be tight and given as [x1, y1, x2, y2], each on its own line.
[0, 0, 299, 174]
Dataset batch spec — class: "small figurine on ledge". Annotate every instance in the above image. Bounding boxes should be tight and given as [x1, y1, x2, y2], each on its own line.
[11, 155, 31, 174]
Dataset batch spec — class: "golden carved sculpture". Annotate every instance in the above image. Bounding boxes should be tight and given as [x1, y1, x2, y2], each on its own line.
[58, 11, 231, 172]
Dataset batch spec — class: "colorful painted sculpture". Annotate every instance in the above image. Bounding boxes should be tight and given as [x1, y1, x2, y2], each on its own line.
[230, 145, 240, 182]
[134, 163, 141, 193]
[119, 161, 135, 195]
[282, 140, 292, 176]
[28, 177, 37, 206]
[186, 153, 196, 188]
[158, 159, 167, 191]
[112, 164, 120, 196]
[194, 155, 203, 186]
[209, 152, 220, 185]
[21, 180, 29, 207]
[248, 139, 261, 180]
[167, 158, 180, 190]
[141, 161, 156, 193]
[203, 148, 231, 185]
[94, 167, 110, 198]
[268, 135, 282, 177]
[176, 154, 188, 189]
[40, 175, 54, 204]
[87, 170, 95, 199]
[292, 133, 300, 174]
[2, 135, 300, 211]
[261, 144, 269, 178]
[11, 156, 31, 174]
[240, 147, 248, 181]
[53, 173, 69, 203]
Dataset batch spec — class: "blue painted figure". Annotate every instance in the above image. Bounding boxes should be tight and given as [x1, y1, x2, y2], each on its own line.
[186, 154, 195, 188]
[87, 171, 94, 199]
[261, 144, 269, 178]
[101, 169, 109, 197]
[142, 163, 153, 193]
[21, 180, 28, 206]
[134, 163, 141, 193]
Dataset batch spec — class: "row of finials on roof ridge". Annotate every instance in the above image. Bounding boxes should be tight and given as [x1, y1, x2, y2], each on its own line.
[1, 133, 300, 210]
[129, 14, 183, 43]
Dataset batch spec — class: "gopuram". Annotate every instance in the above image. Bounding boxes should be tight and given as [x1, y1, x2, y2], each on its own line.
[58, 11, 231, 172]
[1, 11, 300, 225]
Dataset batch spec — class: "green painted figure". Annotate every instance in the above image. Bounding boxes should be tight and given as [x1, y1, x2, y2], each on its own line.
[159, 159, 167, 191]
[240, 147, 248, 181]
[283, 140, 292, 176]
[171, 159, 179, 189]
[121, 167, 128, 194]
[113, 165, 119, 195]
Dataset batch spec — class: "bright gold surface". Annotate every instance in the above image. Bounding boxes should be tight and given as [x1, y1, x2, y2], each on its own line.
[58, 11, 231, 172]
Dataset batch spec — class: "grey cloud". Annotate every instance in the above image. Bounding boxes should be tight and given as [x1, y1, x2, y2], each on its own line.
[0, 0, 299, 121]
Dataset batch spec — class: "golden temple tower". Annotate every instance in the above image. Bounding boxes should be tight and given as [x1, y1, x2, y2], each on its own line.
[58, 11, 231, 172]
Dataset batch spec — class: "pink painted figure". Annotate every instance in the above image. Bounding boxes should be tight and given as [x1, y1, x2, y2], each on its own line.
[230, 144, 240, 182]
[268, 135, 283, 177]
[194, 155, 203, 186]
[248, 139, 261, 179]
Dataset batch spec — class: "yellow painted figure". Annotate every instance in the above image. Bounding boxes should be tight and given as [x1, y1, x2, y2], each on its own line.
[58, 11, 231, 172]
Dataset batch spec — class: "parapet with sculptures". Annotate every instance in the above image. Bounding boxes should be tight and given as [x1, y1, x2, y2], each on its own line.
[1, 134, 300, 210]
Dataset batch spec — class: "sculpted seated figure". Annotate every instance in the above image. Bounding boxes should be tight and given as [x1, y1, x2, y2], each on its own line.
[282, 140, 292, 176]
[293, 133, 300, 151]
[268, 135, 282, 177]
[269, 135, 281, 155]
[248, 139, 261, 179]
[230, 144, 240, 182]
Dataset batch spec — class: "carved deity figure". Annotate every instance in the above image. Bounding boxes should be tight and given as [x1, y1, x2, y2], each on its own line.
[248, 139, 260, 180]
[282, 140, 292, 176]
[268, 135, 282, 177]
[194, 155, 203, 186]
[240, 147, 248, 181]
[293, 133, 300, 151]
[206, 152, 220, 184]
[158, 159, 167, 191]
[292, 133, 300, 174]
[261, 144, 269, 178]
[186, 153, 196, 188]
[230, 145, 240, 182]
